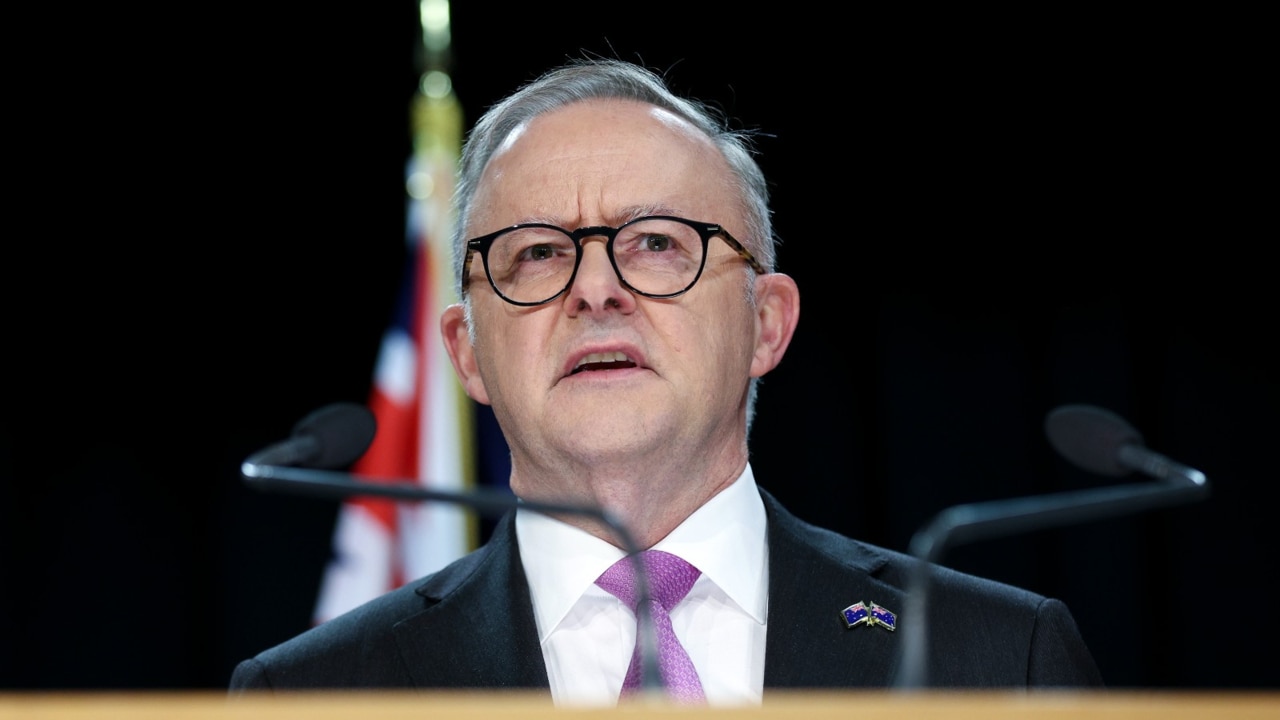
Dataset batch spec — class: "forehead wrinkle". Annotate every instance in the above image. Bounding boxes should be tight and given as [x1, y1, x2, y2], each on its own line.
[502, 192, 691, 232]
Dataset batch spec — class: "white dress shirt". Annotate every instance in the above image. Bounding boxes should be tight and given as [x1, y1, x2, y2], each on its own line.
[515, 464, 769, 706]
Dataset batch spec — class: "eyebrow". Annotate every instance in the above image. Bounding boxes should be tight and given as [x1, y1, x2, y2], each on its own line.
[616, 204, 679, 224]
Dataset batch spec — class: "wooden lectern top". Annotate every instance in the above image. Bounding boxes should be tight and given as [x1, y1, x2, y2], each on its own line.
[1, 690, 1277, 719]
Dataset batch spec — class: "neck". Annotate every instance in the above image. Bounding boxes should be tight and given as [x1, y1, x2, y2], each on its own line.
[510, 446, 748, 550]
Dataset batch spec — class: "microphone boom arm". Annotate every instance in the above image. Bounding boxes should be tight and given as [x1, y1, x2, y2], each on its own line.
[242, 461, 624, 534]
[907, 474, 1208, 566]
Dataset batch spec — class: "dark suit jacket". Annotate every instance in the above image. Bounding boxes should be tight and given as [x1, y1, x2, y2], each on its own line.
[230, 489, 1102, 691]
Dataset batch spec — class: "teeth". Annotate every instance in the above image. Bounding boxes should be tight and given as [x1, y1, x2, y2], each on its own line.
[575, 351, 630, 370]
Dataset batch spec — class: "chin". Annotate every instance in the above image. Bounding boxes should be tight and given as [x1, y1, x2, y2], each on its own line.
[562, 417, 673, 456]
[555, 400, 666, 435]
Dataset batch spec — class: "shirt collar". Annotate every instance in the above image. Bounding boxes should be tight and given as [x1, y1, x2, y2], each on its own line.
[516, 464, 768, 641]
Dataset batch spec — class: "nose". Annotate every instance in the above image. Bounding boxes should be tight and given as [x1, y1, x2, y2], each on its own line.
[564, 237, 637, 317]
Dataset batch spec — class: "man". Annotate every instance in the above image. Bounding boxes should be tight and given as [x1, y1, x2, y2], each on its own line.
[230, 58, 1102, 703]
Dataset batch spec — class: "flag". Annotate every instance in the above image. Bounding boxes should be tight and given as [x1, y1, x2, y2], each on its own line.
[311, 14, 475, 623]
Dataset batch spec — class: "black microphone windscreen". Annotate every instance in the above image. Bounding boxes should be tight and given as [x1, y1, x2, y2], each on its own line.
[1045, 404, 1144, 477]
[292, 402, 377, 469]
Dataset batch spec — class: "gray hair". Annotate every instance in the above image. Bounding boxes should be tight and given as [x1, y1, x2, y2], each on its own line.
[451, 57, 774, 430]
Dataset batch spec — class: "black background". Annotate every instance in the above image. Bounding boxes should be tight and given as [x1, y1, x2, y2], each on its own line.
[4, 3, 1274, 690]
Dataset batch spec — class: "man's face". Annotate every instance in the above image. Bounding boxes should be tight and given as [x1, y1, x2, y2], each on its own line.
[448, 99, 768, 493]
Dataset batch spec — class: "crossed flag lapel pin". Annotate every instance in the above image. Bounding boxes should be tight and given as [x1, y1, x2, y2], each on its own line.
[841, 601, 897, 631]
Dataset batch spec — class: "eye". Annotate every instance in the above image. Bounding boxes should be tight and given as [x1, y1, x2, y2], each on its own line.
[640, 234, 672, 252]
[524, 244, 556, 261]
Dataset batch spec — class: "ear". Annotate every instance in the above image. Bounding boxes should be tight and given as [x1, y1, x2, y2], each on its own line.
[440, 303, 491, 405]
[749, 273, 800, 378]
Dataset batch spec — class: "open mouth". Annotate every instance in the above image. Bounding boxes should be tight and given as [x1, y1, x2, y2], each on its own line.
[571, 351, 637, 375]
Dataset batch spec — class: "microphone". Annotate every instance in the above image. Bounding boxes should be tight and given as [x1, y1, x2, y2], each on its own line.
[1045, 404, 1208, 486]
[894, 404, 1210, 690]
[242, 402, 377, 469]
[240, 403, 665, 697]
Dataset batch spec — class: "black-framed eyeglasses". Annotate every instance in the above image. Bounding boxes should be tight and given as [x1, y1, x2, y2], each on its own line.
[461, 215, 765, 307]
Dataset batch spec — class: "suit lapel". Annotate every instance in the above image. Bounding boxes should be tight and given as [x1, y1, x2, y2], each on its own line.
[392, 512, 550, 689]
[760, 490, 905, 688]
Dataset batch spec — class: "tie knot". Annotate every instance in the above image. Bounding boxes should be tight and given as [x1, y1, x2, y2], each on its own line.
[595, 550, 701, 611]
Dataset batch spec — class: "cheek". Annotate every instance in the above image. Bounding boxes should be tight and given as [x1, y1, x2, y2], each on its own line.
[673, 303, 755, 375]
[472, 306, 555, 386]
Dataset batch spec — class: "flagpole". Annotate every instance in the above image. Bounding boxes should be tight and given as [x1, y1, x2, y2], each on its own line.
[312, 0, 474, 625]
[400, 0, 476, 582]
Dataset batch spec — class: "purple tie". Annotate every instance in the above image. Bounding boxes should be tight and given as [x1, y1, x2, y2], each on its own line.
[594, 550, 706, 703]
